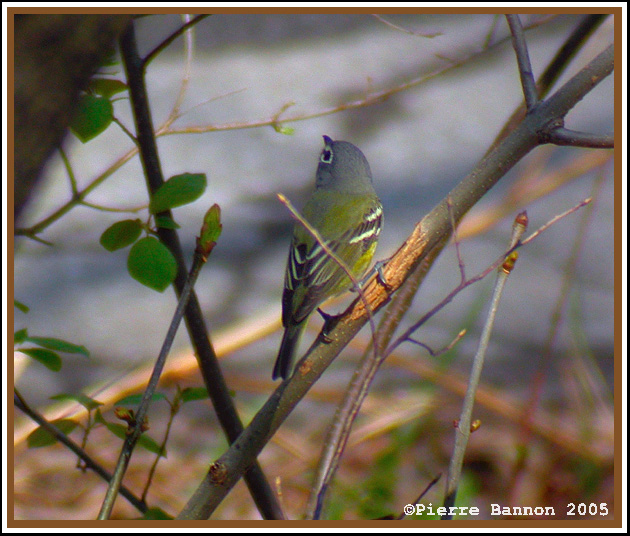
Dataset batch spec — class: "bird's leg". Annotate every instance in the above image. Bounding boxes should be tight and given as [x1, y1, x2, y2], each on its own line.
[316, 308, 342, 342]
[372, 258, 392, 290]
[318, 259, 392, 344]
[354, 258, 392, 291]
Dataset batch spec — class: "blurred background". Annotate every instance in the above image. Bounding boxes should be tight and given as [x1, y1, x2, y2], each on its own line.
[13, 14, 615, 520]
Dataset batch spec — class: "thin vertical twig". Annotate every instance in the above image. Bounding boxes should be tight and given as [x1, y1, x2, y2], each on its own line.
[506, 14, 539, 110]
[442, 213, 528, 517]
[98, 251, 205, 519]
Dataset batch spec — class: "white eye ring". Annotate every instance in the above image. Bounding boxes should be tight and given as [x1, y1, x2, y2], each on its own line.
[320, 147, 333, 164]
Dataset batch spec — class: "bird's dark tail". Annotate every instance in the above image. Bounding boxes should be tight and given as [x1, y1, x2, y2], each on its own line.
[272, 322, 305, 380]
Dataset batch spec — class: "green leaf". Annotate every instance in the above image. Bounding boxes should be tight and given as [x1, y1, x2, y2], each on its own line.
[14, 300, 30, 313]
[23, 336, 89, 357]
[70, 93, 114, 142]
[127, 237, 178, 292]
[19, 348, 62, 371]
[137, 434, 164, 456]
[27, 419, 78, 448]
[116, 393, 166, 406]
[102, 421, 129, 443]
[50, 393, 103, 411]
[100, 219, 143, 251]
[149, 173, 207, 214]
[14, 328, 28, 344]
[181, 387, 209, 403]
[89, 78, 127, 99]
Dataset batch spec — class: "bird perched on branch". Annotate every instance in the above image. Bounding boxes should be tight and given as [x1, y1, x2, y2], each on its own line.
[273, 135, 383, 380]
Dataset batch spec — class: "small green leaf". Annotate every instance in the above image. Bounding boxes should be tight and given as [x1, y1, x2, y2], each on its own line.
[181, 387, 209, 403]
[50, 393, 103, 411]
[127, 237, 177, 292]
[137, 434, 164, 456]
[154, 215, 180, 230]
[70, 94, 114, 142]
[100, 219, 143, 251]
[14, 328, 28, 344]
[199, 204, 222, 256]
[15, 300, 30, 313]
[19, 348, 62, 371]
[89, 78, 127, 99]
[27, 419, 78, 448]
[116, 393, 166, 406]
[149, 173, 207, 214]
[102, 421, 128, 442]
[23, 336, 89, 357]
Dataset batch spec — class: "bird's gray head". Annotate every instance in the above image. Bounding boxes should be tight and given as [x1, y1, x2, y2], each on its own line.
[315, 135, 374, 193]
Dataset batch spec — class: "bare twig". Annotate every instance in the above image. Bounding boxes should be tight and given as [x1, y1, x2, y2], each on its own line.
[442, 213, 528, 518]
[489, 15, 609, 154]
[15, 145, 140, 238]
[78, 200, 146, 213]
[543, 127, 614, 148]
[142, 14, 209, 68]
[371, 14, 442, 38]
[161, 18, 554, 138]
[407, 329, 467, 357]
[448, 194, 467, 282]
[538, 15, 608, 94]
[167, 14, 197, 123]
[141, 391, 180, 503]
[535, 44, 613, 145]
[520, 198, 592, 247]
[59, 145, 79, 196]
[506, 14, 539, 110]
[397, 474, 442, 519]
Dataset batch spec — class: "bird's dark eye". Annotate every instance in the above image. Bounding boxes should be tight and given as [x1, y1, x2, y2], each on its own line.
[320, 147, 333, 164]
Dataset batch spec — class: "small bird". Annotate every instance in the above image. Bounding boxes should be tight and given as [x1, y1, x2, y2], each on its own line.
[273, 135, 383, 380]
